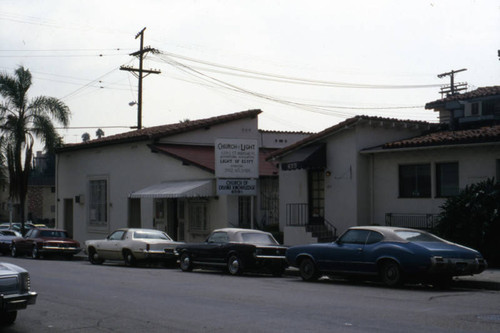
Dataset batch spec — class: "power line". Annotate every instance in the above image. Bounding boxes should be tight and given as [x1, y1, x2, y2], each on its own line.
[157, 51, 442, 90]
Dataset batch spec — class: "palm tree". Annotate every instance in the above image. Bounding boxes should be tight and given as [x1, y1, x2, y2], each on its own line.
[95, 128, 104, 139]
[0, 66, 70, 234]
[81, 132, 90, 142]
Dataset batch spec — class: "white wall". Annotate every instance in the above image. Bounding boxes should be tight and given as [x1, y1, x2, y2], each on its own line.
[371, 144, 500, 226]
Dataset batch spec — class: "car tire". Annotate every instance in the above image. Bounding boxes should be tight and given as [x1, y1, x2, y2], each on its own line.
[299, 258, 320, 281]
[31, 246, 40, 259]
[0, 310, 17, 326]
[123, 250, 136, 267]
[179, 252, 193, 272]
[88, 248, 104, 265]
[10, 244, 18, 258]
[380, 260, 403, 287]
[227, 255, 243, 275]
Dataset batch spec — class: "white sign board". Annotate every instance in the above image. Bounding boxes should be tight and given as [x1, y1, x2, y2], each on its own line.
[215, 139, 258, 179]
[217, 179, 257, 195]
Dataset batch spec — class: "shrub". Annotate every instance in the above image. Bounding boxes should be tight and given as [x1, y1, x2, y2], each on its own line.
[435, 178, 500, 267]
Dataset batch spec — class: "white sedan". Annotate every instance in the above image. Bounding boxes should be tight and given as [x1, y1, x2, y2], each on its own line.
[85, 228, 182, 267]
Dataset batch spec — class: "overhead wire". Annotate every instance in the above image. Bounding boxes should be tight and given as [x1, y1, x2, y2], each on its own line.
[153, 53, 429, 119]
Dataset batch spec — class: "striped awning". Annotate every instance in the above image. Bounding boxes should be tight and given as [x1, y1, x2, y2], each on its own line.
[130, 180, 214, 198]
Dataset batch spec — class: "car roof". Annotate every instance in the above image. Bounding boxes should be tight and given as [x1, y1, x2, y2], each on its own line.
[348, 226, 431, 242]
[212, 228, 270, 235]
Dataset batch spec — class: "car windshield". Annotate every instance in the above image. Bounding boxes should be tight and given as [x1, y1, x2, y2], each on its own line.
[133, 231, 171, 241]
[240, 232, 278, 245]
[40, 230, 68, 238]
[395, 230, 443, 243]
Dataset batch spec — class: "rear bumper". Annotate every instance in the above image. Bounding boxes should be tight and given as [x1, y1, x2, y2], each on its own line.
[137, 248, 178, 261]
[429, 256, 487, 276]
[0, 292, 37, 312]
[40, 246, 81, 255]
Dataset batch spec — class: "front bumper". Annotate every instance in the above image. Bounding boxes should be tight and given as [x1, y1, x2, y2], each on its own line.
[1, 292, 37, 312]
[429, 256, 487, 276]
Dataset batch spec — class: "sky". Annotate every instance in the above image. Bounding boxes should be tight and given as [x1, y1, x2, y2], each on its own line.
[1, 0, 499, 146]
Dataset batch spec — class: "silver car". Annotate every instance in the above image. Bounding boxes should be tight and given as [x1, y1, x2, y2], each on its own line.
[0, 262, 37, 325]
[85, 228, 182, 267]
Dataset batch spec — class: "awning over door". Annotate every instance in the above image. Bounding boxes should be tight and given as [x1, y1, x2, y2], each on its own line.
[130, 180, 214, 198]
[280, 144, 326, 171]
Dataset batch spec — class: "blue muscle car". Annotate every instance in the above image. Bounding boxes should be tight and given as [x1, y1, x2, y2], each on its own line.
[286, 226, 487, 287]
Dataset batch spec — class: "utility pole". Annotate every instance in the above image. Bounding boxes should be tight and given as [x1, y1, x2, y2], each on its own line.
[437, 68, 467, 98]
[120, 27, 160, 129]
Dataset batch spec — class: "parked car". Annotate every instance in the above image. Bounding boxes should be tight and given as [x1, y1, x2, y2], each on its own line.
[0, 262, 37, 325]
[11, 228, 81, 259]
[176, 228, 288, 276]
[0, 230, 21, 255]
[286, 226, 487, 287]
[85, 228, 182, 266]
[0, 223, 34, 235]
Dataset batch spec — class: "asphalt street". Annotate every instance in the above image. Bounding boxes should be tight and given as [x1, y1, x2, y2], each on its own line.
[1, 256, 499, 333]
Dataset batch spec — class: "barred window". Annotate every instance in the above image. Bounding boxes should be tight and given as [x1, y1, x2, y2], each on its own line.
[89, 179, 107, 227]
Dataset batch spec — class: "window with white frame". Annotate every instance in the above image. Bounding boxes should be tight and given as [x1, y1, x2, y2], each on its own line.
[436, 162, 459, 197]
[89, 179, 107, 228]
[189, 201, 208, 232]
[399, 164, 431, 198]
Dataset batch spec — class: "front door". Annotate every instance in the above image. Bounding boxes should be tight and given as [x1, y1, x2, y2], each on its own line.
[63, 199, 74, 237]
[128, 198, 141, 228]
[308, 170, 325, 225]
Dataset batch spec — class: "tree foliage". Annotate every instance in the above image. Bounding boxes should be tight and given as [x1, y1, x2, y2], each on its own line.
[0, 66, 70, 232]
[435, 178, 500, 266]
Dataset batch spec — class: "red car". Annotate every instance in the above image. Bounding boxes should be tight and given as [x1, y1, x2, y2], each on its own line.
[11, 228, 81, 259]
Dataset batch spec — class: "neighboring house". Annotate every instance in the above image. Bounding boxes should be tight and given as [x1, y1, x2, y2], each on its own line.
[27, 151, 56, 227]
[55, 109, 309, 245]
[270, 86, 500, 245]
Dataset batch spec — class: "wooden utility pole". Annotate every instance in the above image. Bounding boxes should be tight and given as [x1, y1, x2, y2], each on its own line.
[437, 68, 467, 97]
[120, 27, 160, 129]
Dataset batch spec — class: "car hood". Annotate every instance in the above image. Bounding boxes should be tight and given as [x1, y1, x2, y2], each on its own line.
[412, 241, 481, 259]
[0, 262, 26, 276]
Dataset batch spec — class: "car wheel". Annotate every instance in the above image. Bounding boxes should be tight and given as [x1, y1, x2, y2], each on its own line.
[10, 244, 18, 258]
[299, 258, 320, 281]
[227, 255, 243, 275]
[0, 310, 17, 325]
[179, 252, 193, 272]
[380, 260, 402, 287]
[31, 246, 40, 259]
[123, 250, 136, 267]
[88, 248, 104, 265]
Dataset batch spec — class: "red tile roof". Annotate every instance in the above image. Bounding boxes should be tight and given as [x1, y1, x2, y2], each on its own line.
[381, 124, 500, 149]
[57, 109, 262, 153]
[267, 115, 432, 160]
[151, 144, 279, 176]
[425, 86, 500, 109]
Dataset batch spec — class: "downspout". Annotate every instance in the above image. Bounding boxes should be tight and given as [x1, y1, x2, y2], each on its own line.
[55, 153, 59, 228]
[369, 153, 375, 225]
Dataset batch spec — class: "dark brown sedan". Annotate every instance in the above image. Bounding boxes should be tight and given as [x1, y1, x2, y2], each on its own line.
[11, 228, 81, 259]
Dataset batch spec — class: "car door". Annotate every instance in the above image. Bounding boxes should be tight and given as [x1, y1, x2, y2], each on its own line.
[322, 229, 371, 273]
[196, 231, 230, 265]
[16, 229, 36, 253]
[96, 230, 126, 260]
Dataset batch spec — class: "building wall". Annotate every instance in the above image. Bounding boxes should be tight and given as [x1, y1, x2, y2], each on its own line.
[371, 144, 500, 226]
[56, 141, 214, 245]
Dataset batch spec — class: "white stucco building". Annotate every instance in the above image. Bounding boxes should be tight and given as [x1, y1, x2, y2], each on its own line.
[269, 86, 500, 245]
[55, 109, 309, 244]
